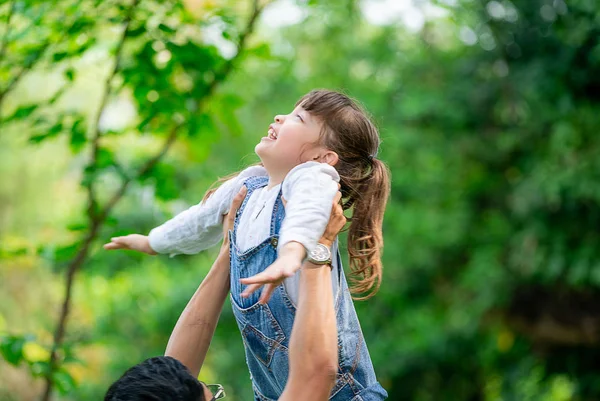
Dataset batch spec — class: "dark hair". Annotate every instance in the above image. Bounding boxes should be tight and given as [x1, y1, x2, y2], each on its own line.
[104, 356, 205, 401]
[297, 90, 390, 299]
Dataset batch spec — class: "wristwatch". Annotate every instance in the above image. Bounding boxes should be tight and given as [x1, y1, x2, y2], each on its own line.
[306, 243, 332, 265]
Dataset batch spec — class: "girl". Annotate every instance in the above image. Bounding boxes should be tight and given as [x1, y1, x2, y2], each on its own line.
[105, 90, 390, 400]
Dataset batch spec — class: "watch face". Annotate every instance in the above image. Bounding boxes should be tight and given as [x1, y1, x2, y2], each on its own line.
[310, 244, 330, 262]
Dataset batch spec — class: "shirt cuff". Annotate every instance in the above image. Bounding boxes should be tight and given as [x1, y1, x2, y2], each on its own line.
[148, 226, 174, 256]
[278, 231, 319, 255]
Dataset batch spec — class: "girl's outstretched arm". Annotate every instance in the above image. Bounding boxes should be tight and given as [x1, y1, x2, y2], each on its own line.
[103, 234, 157, 254]
[104, 165, 266, 256]
[164, 186, 247, 377]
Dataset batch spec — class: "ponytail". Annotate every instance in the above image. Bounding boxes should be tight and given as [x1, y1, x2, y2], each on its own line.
[345, 158, 391, 299]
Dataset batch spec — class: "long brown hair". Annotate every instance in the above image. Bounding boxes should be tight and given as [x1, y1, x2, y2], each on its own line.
[203, 90, 390, 299]
[298, 90, 390, 299]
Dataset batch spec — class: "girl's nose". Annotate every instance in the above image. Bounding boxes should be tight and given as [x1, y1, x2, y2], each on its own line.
[274, 114, 284, 123]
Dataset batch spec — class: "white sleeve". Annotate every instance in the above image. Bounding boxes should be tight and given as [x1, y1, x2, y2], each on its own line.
[279, 162, 340, 252]
[148, 165, 267, 256]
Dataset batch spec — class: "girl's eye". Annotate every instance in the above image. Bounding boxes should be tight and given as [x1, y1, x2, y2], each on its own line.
[296, 114, 304, 122]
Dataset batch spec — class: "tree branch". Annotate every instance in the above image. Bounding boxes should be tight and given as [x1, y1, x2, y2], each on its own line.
[98, 0, 269, 221]
[0, 0, 84, 119]
[41, 1, 140, 400]
[98, 122, 180, 222]
[208, 0, 267, 92]
[86, 0, 140, 220]
[0, 41, 52, 114]
[40, 1, 266, 399]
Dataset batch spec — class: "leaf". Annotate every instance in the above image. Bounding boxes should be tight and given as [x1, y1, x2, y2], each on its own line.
[44, 242, 81, 267]
[96, 148, 115, 169]
[66, 222, 88, 232]
[248, 43, 272, 59]
[53, 369, 76, 395]
[187, 113, 216, 138]
[5, 105, 37, 122]
[67, 18, 94, 35]
[126, 25, 146, 38]
[69, 119, 87, 153]
[29, 122, 63, 144]
[23, 342, 50, 363]
[65, 68, 76, 81]
[147, 163, 181, 201]
[53, 51, 69, 62]
[80, 165, 96, 188]
[0, 335, 27, 366]
[158, 23, 175, 33]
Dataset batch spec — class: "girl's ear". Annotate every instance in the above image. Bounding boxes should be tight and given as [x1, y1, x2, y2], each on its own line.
[319, 150, 339, 166]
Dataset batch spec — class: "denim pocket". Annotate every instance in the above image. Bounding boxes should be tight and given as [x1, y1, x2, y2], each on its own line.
[232, 300, 287, 368]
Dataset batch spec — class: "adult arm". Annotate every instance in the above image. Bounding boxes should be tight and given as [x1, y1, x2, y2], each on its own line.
[164, 186, 247, 377]
[279, 192, 345, 401]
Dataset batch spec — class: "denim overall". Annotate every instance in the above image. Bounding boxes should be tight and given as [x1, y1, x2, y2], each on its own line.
[229, 176, 388, 400]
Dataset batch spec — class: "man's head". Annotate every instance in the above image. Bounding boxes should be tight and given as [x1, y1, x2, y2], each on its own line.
[104, 356, 213, 401]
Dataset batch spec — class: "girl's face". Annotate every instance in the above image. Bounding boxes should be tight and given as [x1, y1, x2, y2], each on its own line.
[255, 106, 325, 175]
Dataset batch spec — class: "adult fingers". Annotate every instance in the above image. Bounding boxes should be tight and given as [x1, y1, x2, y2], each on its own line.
[259, 284, 277, 304]
[241, 283, 262, 298]
[333, 190, 342, 205]
[224, 186, 247, 233]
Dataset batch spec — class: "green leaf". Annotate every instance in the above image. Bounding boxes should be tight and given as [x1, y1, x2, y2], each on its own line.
[81, 165, 96, 188]
[126, 25, 146, 38]
[29, 122, 63, 144]
[65, 68, 76, 81]
[5, 105, 37, 122]
[66, 222, 88, 232]
[53, 369, 76, 395]
[247, 43, 272, 60]
[96, 148, 115, 169]
[69, 119, 87, 153]
[43, 242, 81, 266]
[53, 51, 69, 62]
[148, 163, 181, 201]
[158, 23, 175, 33]
[0, 335, 27, 366]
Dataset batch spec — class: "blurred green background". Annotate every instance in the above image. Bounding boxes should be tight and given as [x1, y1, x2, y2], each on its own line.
[1, 0, 600, 400]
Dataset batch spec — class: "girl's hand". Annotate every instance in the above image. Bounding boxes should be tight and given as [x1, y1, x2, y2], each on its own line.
[240, 244, 304, 304]
[240, 191, 345, 304]
[103, 234, 157, 255]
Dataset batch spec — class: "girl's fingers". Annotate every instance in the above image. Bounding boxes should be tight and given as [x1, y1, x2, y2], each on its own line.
[111, 237, 131, 247]
[241, 283, 262, 298]
[103, 241, 125, 250]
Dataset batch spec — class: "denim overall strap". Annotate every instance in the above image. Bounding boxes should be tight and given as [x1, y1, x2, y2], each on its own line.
[233, 175, 270, 235]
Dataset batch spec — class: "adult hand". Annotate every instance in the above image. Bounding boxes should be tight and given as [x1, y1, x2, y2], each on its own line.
[240, 191, 346, 304]
[219, 186, 247, 255]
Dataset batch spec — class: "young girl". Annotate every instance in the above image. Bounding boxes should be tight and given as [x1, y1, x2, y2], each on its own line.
[105, 90, 390, 400]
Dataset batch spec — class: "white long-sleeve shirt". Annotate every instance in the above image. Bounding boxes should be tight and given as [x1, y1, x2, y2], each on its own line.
[148, 162, 341, 304]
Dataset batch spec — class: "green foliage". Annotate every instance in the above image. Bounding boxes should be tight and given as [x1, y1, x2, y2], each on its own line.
[1, 0, 600, 400]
